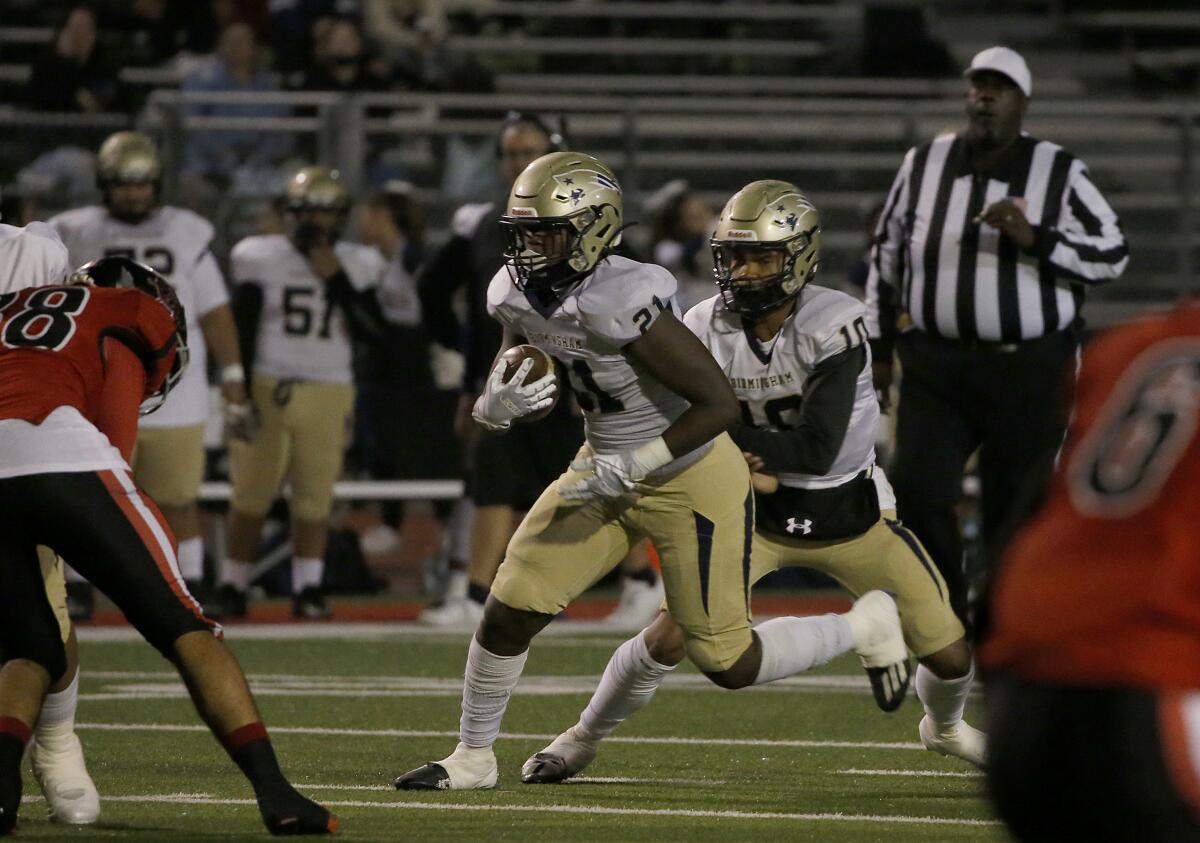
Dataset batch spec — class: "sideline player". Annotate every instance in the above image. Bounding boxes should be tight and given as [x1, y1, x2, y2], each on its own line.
[392, 154, 909, 791]
[0, 220, 100, 824]
[212, 167, 386, 619]
[982, 298, 1200, 841]
[522, 181, 983, 785]
[0, 257, 334, 835]
[50, 131, 250, 610]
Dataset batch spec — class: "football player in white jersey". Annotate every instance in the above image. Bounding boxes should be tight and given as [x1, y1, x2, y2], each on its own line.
[213, 167, 387, 620]
[0, 221, 100, 824]
[392, 154, 909, 792]
[49, 132, 250, 611]
[522, 182, 985, 786]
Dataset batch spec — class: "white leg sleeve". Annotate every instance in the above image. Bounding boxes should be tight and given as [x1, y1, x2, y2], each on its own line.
[916, 662, 974, 730]
[459, 637, 528, 748]
[753, 614, 854, 685]
[578, 630, 675, 741]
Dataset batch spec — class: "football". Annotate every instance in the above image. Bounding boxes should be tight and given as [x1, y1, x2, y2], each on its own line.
[500, 344, 558, 422]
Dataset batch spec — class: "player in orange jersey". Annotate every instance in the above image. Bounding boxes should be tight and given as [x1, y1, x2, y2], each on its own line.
[0, 257, 335, 836]
[981, 297, 1200, 842]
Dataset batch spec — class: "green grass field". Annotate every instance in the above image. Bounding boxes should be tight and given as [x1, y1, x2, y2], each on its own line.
[17, 622, 1006, 842]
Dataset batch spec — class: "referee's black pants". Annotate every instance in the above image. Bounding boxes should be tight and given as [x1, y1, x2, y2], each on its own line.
[889, 328, 1077, 632]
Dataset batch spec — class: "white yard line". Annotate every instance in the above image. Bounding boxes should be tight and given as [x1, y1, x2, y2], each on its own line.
[838, 768, 983, 779]
[25, 792, 999, 828]
[295, 777, 725, 789]
[76, 721, 924, 751]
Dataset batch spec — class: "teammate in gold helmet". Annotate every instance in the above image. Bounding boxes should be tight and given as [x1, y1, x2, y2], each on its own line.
[710, 179, 821, 318]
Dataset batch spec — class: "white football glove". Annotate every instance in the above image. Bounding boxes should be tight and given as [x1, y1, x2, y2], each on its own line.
[472, 356, 557, 431]
[560, 437, 674, 502]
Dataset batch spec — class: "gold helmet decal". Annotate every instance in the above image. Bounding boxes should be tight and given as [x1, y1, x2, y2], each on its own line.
[711, 180, 821, 317]
[500, 151, 624, 299]
[285, 166, 350, 214]
[97, 131, 160, 185]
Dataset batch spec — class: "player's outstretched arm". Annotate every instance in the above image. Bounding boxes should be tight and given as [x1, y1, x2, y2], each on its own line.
[625, 310, 739, 457]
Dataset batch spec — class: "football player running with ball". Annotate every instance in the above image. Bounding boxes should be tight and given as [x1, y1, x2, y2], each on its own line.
[393, 155, 909, 791]
[522, 181, 984, 786]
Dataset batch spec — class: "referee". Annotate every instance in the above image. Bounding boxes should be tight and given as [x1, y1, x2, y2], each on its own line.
[865, 46, 1129, 629]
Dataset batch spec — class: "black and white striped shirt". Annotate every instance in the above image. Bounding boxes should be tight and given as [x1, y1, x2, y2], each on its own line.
[865, 132, 1128, 353]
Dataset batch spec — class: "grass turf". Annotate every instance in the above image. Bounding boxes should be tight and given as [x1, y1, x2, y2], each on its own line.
[15, 628, 1006, 842]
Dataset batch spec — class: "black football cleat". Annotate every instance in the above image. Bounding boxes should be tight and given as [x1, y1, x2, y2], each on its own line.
[394, 744, 497, 790]
[204, 584, 248, 620]
[394, 762, 453, 791]
[257, 789, 338, 836]
[521, 728, 598, 783]
[292, 587, 331, 620]
[865, 658, 913, 713]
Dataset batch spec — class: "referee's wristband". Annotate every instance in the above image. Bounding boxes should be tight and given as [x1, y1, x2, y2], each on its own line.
[220, 363, 246, 384]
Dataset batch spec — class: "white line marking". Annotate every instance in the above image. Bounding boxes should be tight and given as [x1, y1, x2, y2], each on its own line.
[75, 617, 834, 643]
[296, 777, 724, 789]
[23, 792, 998, 827]
[76, 721, 923, 751]
[569, 776, 727, 786]
[838, 768, 983, 779]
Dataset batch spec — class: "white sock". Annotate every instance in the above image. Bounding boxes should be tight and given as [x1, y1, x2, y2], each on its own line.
[459, 637, 528, 748]
[292, 557, 324, 593]
[916, 662, 974, 732]
[753, 614, 854, 685]
[176, 537, 204, 582]
[64, 564, 87, 584]
[219, 558, 253, 592]
[578, 630, 675, 742]
[36, 670, 78, 745]
[444, 570, 468, 602]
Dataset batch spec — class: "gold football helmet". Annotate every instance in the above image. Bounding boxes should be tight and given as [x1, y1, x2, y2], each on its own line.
[499, 151, 623, 299]
[97, 131, 161, 186]
[710, 180, 821, 317]
[285, 166, 350, 214]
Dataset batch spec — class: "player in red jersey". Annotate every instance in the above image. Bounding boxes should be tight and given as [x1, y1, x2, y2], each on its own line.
[0, 257, 336, 836]
[981, 297, 1200, 842]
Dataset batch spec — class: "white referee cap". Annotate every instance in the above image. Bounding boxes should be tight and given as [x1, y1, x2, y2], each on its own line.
[964, 46, 1032, 98]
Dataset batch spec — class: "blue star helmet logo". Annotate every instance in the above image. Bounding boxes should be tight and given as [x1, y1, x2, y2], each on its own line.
[785, 212, 798, 230]
[569, 188, 585, 206]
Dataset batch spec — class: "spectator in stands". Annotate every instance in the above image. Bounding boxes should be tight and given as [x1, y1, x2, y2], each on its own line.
[181, 23, 293, 195]
[362, 0, 454, 88]
[644, 180, 716, 312]
[106, 0, 189, 67]
[268, 0, 363, 73]
[297, 17, 392, 92]
[181, 0, 270, 55]
[27, 6, 121, 113]
[866, 47, 1129, 632]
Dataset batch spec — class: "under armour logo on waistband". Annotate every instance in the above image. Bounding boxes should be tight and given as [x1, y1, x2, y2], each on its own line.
[786, 517, 813, 535]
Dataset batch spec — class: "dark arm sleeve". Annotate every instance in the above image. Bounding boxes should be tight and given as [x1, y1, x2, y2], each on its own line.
[416, 236, 472, 350]
[325, 271, 388, 343]
[729, 345, 866, 475]
[232, 282, 263, 376]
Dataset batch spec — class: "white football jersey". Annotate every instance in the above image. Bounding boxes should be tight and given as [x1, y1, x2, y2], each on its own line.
[487, 254, 708, 471]
[231, 234, 385, 384]
[0, 222, 70, 293]
[685, 286, 895, 507]
[49, 205, 228, 428]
